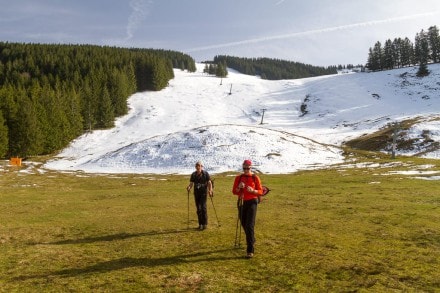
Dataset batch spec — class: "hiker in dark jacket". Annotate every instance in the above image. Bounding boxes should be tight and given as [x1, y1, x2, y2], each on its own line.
[187, 161, 212, 230]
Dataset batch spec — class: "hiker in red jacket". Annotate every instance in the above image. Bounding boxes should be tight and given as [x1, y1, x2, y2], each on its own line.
[232, 159, 263, 258]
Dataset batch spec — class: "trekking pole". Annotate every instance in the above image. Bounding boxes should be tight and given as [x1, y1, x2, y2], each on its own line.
[234, 209, 240, 247]
[187, 189, 190, 229]
[210, 194, 220, 227]
[238, 197, 243, 247]
[234, 196, 243, 247]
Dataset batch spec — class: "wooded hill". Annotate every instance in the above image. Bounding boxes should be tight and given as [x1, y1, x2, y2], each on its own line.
[0, 42, 196, 158]
[366, 25, 440, 74]
[213, 55, 337, 80]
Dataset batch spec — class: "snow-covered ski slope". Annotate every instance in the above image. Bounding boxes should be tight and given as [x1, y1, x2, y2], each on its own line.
[45, 63, 440, 174]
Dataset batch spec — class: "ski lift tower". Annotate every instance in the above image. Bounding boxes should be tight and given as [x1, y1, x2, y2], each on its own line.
[260, 108, 267, 124]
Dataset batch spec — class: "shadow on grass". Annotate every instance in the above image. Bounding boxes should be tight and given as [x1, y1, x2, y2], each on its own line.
[13, 248, 242, 281]
[38, 229, 194, 245]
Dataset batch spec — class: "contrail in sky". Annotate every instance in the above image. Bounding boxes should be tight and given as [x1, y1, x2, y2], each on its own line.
[126, 0, 153, 40]
[186, 11, 439, 53]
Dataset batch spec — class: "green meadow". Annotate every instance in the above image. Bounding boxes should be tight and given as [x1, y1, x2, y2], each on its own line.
[0, 155, 439, 292]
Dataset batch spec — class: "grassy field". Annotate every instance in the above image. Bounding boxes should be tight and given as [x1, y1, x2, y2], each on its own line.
[0, 154, 439, 292]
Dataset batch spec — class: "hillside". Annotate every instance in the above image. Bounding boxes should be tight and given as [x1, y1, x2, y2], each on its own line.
[0, 42, 197, 157]
[45, 64, 440, 174]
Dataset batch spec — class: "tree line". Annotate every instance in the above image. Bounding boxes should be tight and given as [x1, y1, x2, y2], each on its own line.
[366, 25, 440, 75]
[203, 62, 228, 78]
[0, 42, 196, 158]
[213, 55, 337, 80]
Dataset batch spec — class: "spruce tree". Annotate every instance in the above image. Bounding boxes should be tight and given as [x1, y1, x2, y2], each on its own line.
[392, 38, 402, 68]
[96, 87, 114, 129]
[414, 30, 430, 65]
[373, 41, 383, 70]
[366, 48, 375, 70]
[427, 25, 440, 63]
[216, 63, 228, 78]
[367, 42, 383, 71]
[417, 61, 429, 77]
[383, 39, 394, 69]
[0, 111, 8, 158]
[11, 92, 43, 157]
[400, 37, 414, 67]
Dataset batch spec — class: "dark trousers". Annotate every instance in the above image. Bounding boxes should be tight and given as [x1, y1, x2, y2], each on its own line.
[194, 191, 208, 226]
[238, 199, 258, 253]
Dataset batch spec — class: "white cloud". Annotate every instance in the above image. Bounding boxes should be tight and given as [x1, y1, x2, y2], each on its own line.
[186, 11, 440, 53]
[126, 0, 153, 40]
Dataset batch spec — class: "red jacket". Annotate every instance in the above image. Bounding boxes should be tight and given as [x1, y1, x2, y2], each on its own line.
[232, 173, 263, 201]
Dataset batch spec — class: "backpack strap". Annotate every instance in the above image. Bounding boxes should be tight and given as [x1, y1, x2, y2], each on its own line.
[239, 174, 257, 185]
[194, 170, 209, 190]
[240, 174, 267, 203]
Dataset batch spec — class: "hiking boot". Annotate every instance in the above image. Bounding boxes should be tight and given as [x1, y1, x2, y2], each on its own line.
[198, 225, 203, 230]
[246, 253, 254, 258]
[202, 225, 207, 230]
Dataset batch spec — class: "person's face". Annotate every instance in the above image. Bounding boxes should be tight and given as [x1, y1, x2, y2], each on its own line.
[195, 163, 202, 171]
[242, 164, 251, 174]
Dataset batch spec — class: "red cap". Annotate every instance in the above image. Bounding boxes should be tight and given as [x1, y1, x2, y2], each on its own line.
[242, 159, 252, 166]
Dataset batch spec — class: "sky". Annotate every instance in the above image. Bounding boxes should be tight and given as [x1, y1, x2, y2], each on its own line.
[42, 63, 440, 175]
[1, 0, 439, 66]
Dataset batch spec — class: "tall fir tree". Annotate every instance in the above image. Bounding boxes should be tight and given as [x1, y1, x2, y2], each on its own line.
[414, 30, 430, 65]
[391, 38, 402, 68]
[96, 87, 114, 129]
[417, 62, 429, 77]
[0, 111, 8, 157]
[11, 91, 44, 157]
[400, 37, 414, 67]
[427, 25, 440, 63]
[367, 42, 383, 71]
[383, 39, 394, 69]
[216, 62, 228, 78]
